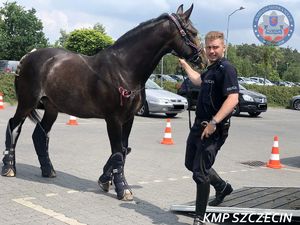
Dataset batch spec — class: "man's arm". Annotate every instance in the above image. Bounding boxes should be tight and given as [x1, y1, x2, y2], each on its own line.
[201, 93, 239, 139]
[213, 93, 239, 123]
[179, 59, 202, 86]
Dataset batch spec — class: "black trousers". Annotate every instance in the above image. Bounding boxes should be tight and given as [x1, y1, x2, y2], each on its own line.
[185, 121, 229, 217]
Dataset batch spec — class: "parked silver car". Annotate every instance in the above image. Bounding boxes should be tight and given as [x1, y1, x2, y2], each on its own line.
[137, 79, 188, 117]
[290, 95, 300, 110]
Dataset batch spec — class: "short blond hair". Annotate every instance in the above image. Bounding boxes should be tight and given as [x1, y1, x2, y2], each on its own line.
[205, 31, 224, 43]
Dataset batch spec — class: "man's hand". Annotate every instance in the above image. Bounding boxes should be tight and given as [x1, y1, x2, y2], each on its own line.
[201, 121, 216, 140]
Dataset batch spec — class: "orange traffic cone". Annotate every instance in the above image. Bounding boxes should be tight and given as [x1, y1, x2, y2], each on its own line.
[161, 118, 174, 145]
[266, 136, 282, 169]
[67, 115, 78, 125]
[0, 92, 4, 110]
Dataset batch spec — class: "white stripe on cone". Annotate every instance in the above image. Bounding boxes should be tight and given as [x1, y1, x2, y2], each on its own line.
[270, 154, 280, 160]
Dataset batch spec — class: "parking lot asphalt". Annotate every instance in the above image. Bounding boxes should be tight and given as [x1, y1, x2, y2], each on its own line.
[0, 105, 299, 225]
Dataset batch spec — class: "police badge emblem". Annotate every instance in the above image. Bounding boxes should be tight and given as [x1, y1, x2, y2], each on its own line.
[253, 5, 294, 46]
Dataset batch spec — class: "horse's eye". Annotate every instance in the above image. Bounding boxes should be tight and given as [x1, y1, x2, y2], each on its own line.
[188, 29, 197, 37]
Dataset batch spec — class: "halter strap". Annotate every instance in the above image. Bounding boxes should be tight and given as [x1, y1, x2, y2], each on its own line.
[168, 13, 203, 62]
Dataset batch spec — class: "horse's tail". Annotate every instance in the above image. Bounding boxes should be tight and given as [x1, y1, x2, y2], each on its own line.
[28, 109, 42, 124]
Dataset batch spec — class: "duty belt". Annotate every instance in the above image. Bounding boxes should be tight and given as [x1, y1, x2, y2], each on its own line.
[194, 118, 230, 128]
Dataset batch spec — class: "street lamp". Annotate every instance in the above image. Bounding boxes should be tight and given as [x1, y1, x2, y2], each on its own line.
[225, 6, 245, 58]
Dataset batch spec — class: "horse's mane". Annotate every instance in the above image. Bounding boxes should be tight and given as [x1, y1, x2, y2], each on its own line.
[114, 13, 169, 45]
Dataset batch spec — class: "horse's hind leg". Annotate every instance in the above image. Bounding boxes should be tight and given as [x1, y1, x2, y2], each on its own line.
[32, 100, 58, 178]
[1, 103, 31, 176]
[1, 117, 25, 176]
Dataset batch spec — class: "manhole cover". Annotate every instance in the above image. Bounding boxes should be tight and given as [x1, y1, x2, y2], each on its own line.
[241, 160, 266, 167]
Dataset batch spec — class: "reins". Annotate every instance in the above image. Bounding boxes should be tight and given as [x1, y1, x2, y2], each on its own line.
[78, 13, 202, 108]
[78, 54, 144, 107]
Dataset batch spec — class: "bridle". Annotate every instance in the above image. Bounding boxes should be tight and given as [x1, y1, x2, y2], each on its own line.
[168, 13, 203, 63]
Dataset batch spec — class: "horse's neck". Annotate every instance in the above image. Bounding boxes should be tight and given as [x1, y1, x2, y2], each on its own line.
[112, 20, 171, 84]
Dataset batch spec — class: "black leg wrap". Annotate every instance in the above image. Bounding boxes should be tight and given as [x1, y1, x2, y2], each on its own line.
[111, 152, 132, 200]
[2, 119, 23, 177]
[98, 154, 114, 192]
[32, 123, 56, 178]
[98, 147, 131, 192]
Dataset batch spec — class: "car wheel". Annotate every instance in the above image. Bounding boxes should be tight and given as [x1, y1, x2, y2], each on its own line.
[137, 101, 149, 116]
[248, 112, 261, 117]
[293, 99, 300, 110]
[165, 113, 177, 118]
[232, 105, 240, 116]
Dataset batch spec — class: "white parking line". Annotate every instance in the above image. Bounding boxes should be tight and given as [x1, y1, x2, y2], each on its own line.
[282, 168, 300, 173]
[12, 197, 86, 225]
[45, 193, 58, 197]
[138, 181, 149, 184]
[153, 179, 163, 183]
[67, 190, 79, 194]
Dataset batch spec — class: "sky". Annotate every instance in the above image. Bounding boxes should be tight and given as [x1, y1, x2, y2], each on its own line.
[1, 0, 299, 51]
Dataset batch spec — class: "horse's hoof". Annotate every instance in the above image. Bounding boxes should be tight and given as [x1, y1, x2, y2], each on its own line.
[1, 167, 16, 177]
[98, 180, 111, 192]
[41, 168, 56, 178]
[119, 189, 133, 201]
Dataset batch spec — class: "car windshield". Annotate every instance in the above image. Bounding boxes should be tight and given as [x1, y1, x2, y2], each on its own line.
[146, 79, 162, 90]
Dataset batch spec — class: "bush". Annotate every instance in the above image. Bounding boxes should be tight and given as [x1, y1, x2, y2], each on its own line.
[243, 84, 300, 108]
[156, 80, 300, 109]
[0, 73, 16, 104]
[153, 79, 178, 93]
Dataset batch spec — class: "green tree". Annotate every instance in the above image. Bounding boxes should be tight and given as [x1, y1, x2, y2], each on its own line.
[283, 63, 300, 82]
[154, 54, 180, 75]
[0, 1, 48, 60]
[93, 23, 106, 34]
[64, 28, 114, 55]
[53, 29, 69, 47]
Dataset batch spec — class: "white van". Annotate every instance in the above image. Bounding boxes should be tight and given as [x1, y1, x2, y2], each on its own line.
[0, 60, 19, 73]
[250, 76, 274, 86]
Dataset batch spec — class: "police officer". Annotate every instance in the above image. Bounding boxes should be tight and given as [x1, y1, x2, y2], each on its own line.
[179, 31, 239, 225]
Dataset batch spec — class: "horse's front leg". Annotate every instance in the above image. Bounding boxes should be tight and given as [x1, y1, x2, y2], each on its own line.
[98, 117, 133, 201]
[121, 116, 134, 157]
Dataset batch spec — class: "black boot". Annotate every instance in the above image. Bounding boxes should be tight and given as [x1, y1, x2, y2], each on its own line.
[2, 119, 23, 177]
[193, 215, 205, 225]
[32, 123, 56, 177]
[98, 147, 131, 192]
[194, 182, 209, 225]
[208, 182, 233, 206]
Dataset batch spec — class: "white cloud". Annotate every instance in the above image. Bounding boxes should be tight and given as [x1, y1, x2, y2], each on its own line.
[37, 10, 69, 41]
[0, 0, 298, 50]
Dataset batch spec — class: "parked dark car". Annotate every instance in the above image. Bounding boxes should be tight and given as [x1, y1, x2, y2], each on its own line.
[177, 78, 268, 117]
[290, 95, 300, 110]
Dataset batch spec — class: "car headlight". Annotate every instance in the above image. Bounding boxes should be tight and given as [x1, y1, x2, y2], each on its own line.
[242, 94, 254, 102]
[152, 98, 171, 104]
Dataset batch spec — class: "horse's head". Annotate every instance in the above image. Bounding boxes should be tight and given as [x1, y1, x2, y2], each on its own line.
[168, 4, 207, 68]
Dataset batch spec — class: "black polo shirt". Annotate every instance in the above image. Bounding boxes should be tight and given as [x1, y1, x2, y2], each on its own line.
[195, 58, 239, 122]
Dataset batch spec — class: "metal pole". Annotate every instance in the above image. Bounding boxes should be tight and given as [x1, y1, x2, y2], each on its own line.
[160, 56, 164, 86]
[225, 6, 245, 58]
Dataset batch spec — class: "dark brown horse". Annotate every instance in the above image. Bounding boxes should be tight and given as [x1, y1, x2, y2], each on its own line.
[1, 5, 205, 200]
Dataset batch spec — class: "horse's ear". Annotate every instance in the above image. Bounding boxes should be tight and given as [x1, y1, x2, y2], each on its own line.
[183, 4, 194, 20]
[176, 4, 184, 14]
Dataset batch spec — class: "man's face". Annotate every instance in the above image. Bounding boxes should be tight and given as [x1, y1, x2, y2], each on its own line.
[205, 38, 226, 63]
